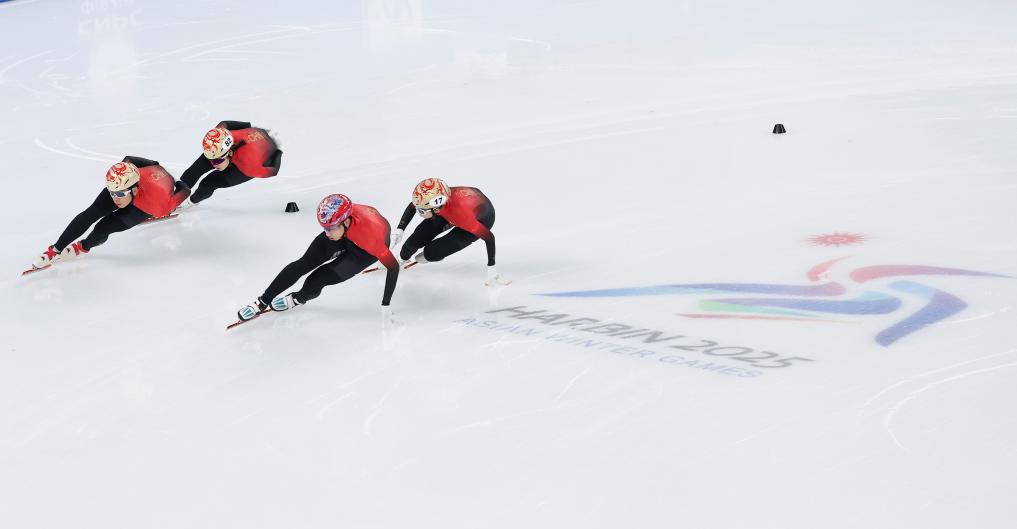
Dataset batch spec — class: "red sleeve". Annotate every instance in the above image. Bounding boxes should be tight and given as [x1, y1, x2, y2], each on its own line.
[168, 187, 191, 211]
[378, 248, 399, 269]
[466, 223, 493, 242]
[349, 205, 401, 305]
[440, 210, 495, 265]
[353, 236, 399, 305]
[358, 237, 396, 266]
[475, 227, 495, 266]
[230, 128, 280, 178]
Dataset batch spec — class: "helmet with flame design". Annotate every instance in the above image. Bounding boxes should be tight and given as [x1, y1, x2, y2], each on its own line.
[105, 162, 140, 192]
[202, 127, 234, 159]
[411, 178, 451, 211]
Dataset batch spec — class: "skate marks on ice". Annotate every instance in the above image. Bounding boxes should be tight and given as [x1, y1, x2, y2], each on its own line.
[32, 137, 122, 164]
[0, 50, 55, 83]
[109, 24, 354, 74]
[857, 348, 1017, 451]
[281, 107, 741, 195]
[31, 135, 196, 173]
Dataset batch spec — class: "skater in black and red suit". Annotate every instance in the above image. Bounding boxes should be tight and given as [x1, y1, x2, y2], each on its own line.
[30, 157, 190, 271]
[178, 120, 282, 208]
[236, 194, 400, 323]
[391, 178, 509, 285]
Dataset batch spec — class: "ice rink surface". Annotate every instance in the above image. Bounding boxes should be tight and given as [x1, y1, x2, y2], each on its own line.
[2, 0, 1017, 527]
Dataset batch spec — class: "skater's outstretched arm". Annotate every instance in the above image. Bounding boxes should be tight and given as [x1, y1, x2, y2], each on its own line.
[480, 230, 496, 267]
[380, 250, 400, 306]
[168, 181, 191, 211]
[396, 203, 416, 231]
[389, 202, 416, 251]
[180, 154, 213, 189]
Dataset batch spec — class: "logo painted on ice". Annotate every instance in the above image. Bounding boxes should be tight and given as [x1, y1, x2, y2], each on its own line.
[539, 257, 1012, 346]
[807, 232, 867, 247]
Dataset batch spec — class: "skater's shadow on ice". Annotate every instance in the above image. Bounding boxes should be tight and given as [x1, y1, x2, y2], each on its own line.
[501, 258, 589, 280]
[251, 306, 388, 332]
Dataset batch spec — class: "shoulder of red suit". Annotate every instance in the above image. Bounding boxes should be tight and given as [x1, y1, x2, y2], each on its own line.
[350, 203, 376, 217]
[139, 165, 172, 179]
[228, 128, 269, 143]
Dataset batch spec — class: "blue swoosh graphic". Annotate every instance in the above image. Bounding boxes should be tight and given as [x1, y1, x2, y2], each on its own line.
[540, 282, 846, 298]
[876, 281, 968, 346]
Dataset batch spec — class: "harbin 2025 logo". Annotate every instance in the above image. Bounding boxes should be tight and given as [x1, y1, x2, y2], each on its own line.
[540, 256, 1011, 347]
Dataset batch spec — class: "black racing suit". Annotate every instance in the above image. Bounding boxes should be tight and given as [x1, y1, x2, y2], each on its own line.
[260, 231, 395, 306]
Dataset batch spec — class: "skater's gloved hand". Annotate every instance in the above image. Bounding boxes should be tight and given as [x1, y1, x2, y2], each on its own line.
[389, 229, 403, 250]
[174, 181, 190, 192]
[381, 305, 403, 350]
[485, 265, 512, 286]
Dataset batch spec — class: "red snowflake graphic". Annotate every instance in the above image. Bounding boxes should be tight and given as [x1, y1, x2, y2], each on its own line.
[807, 232, 868, 247]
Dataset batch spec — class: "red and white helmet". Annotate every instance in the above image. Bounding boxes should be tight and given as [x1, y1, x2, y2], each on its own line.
[412, 178, 451, 210]
[317, 194, 353, 229]
[202, 127, 234, 159]
[105, 162, 141, 192]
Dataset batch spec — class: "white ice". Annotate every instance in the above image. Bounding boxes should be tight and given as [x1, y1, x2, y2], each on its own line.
[2, 0, 1017, 527]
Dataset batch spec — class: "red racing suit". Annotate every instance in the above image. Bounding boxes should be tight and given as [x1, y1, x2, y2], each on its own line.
[225, 124, 280, 178]
[348, 204, 400, 304]
[128, 159, 189, 218]
[396, 186, 496, 265]
[435, 187, 494, 243]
